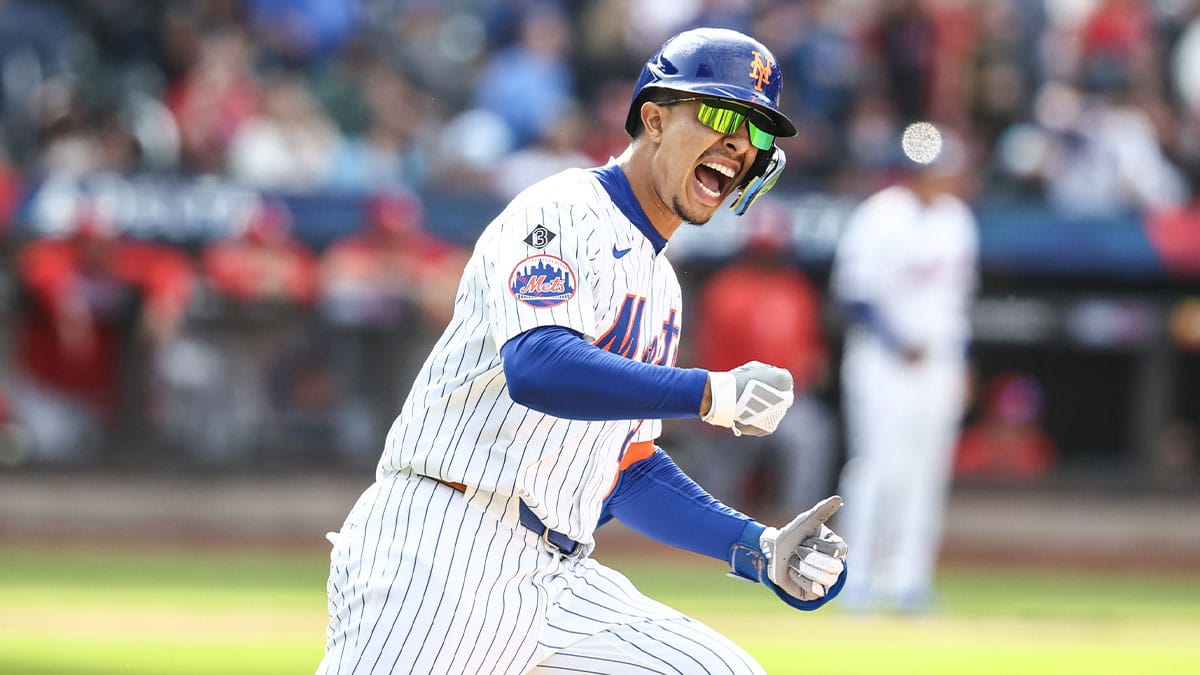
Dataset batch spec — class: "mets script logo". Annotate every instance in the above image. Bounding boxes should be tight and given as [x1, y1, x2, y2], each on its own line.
[509, 254, 576, 308]
[749, 51, 772, 92]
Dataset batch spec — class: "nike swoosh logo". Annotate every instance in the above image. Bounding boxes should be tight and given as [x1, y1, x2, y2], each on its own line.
[613, 246, 632, 259]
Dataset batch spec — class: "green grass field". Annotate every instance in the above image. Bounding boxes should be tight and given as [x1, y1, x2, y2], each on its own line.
[1, 547, 1198, 675]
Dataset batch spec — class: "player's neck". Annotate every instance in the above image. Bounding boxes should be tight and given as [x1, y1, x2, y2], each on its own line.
[616, 145, 683, 240]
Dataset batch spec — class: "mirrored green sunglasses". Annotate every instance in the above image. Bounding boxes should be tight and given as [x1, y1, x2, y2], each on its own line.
[658, 96, 776, 151]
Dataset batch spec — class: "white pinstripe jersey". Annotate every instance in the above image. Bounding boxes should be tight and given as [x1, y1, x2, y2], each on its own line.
[377, 164, 685, 548]
[832, 185, 978, 361]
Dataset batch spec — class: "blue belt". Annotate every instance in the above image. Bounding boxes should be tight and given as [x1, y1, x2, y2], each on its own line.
[517, 500, 583, 558]
[427, 476, 583, 558]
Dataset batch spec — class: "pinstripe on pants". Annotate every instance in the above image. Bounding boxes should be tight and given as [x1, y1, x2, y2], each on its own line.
[319, 475, 764, 674]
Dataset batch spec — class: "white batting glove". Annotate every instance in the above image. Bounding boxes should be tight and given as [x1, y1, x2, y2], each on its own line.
[702, 361, 794, 436]
[760, 496, 848, 601]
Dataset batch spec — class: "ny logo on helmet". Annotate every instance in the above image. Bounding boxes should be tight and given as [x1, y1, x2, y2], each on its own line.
[748, 51, 772, 92]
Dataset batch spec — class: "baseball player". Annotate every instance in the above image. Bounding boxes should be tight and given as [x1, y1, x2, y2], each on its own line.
[831, 126, 978, 613]
[319, 28, 847, 675]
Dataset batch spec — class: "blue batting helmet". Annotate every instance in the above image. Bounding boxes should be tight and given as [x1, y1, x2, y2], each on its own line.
[625, 27, 797, 139]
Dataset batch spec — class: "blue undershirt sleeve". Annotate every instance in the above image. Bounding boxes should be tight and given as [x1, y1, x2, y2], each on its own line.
[599, 448, 752, 560]
[501, 325, 708, 421]
[598, 448, 846, 612]
[847, 300, 909, 353]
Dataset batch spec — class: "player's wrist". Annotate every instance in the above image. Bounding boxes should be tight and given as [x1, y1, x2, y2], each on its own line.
[758, 526, 780, 562]
[702, 362, 793, 436]
[701, 371, 736, 427]
[727, 520, 769, 584]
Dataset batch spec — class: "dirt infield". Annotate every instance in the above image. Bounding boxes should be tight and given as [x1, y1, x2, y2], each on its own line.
[2, 470, 1199, 572]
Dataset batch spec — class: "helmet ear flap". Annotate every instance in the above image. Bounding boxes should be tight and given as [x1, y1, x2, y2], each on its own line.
[731, 146, 786, 216]
[740, 145, 775, 189]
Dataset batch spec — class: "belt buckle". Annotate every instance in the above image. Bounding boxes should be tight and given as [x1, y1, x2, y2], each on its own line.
[541, 527, 583, 560]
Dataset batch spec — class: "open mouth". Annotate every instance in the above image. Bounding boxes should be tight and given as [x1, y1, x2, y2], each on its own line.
[694, 160, 737, 202]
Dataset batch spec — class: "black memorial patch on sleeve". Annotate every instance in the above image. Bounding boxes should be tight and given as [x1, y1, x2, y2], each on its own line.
[524, 225, 557, 250]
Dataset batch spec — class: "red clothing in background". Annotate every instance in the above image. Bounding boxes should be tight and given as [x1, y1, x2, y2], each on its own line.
[203, 238, 320, 305]
[320, 230, 464, 326]
[0, 160, 21, 234]
[953, 373, 1058, 482]
[15, 236, 194, 411]
[696, 261, 826, 391]
[954, 423, 1057, 481]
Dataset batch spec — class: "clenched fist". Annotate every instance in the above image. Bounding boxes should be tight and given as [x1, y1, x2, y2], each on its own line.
[702, 360, 794, 436]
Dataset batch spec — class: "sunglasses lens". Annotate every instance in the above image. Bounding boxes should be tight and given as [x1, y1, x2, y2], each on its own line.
[697, 101, 775, 151]
[697, 102, 745, 136]
[747, 123, 775, 151]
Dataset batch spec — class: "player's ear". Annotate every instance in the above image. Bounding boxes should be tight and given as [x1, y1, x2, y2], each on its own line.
[640, 101, 665, 143]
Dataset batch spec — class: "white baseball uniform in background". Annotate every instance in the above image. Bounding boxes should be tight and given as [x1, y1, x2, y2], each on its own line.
[318, 164, 765, 674]
[831, 183, 978, 611]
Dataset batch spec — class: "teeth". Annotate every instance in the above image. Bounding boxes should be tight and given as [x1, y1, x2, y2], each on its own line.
[697, 181, 720, 199]
[702, 161, 736, 178]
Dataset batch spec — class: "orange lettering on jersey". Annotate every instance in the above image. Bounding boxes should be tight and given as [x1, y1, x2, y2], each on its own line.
[639, 308, 681, 366]
[595, 294, 647, 359]
[749, 51, 772, 92]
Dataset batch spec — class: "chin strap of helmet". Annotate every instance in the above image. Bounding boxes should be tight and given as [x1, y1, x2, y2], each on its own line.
[730, 145, 786, 216]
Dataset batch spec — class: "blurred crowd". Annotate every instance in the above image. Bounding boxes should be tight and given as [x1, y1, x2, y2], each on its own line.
[0, 190, 466, 469]
[0, 0, 1197, 216]
[1, 0, 1198, 483]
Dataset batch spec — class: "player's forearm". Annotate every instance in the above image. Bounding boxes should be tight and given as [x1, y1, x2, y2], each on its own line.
[601, 448, 847, 612]
[846, 300, 914, 354]
[600, 448, 753, 561]
[501, 325, 708, 420]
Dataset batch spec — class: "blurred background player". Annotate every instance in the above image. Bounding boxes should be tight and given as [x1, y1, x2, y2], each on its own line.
[684, 198, 837, 517]
[831, 123, 978, 613]
[201, 199, 320, 307]
[6, 206, 194, 464]
[0, 387, 31, 467]
[318, 190, 467, 464]
[954, 371, 1058, 485]
[153, 199, 323, 469]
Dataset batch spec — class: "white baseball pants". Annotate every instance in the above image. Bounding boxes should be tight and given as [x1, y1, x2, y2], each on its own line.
[319, 473, 765, 674]
[837, 345, 966, 608]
